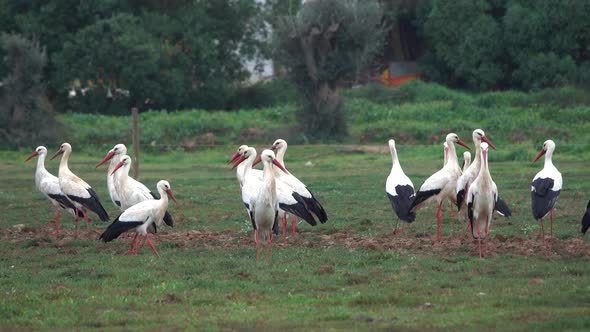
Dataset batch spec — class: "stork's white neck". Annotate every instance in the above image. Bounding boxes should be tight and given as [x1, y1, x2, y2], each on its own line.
[445, 139, 460, 169]
[389, 145, 402, 172]
[544, 148, 555, 168]
[35, 153, 49, 189]
[275, 146, 286, 168]
[58, 149, 72, 177]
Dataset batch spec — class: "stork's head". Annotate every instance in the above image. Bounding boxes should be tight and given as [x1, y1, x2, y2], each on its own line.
[533, 139, 556, 163]
[261, 149, 288, 174]
[96, 143, 127, 168]
[231, 147, 257, 170]
[227, 144, 249, 165]
[157, 180, 177, 204]
[111, 155, 131, 175]
[473, 129, 496, 150]
[270, 139, 287, 152]
[446, 133, 471, 151]
[25, 146, 48, 162]
[50, 143, 71, 160]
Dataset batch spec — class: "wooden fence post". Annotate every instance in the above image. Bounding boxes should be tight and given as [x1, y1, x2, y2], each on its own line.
[132, 107, 140, 180]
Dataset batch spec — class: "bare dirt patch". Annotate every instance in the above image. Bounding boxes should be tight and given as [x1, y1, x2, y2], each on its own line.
[3, 221, 590, 258]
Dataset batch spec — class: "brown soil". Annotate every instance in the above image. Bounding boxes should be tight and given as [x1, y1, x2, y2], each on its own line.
[3, 221, 590, 258]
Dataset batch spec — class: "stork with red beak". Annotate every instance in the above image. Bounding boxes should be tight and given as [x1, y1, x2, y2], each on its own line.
[111, 155, 173, 227]
[100, 180, 177, 257]
[51, 143, 109, 236]
[531, 139, 562, 247]
[95, 143, 127, 209]
[25, 146, 83, 238]
[251, 150, 288, 264]
[409, 133, 471, 240]
[254, 139, 328, 238]
[466, 142, 499, 258]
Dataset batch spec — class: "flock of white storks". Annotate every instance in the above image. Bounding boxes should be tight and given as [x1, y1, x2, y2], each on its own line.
[24, 130, 589, 262]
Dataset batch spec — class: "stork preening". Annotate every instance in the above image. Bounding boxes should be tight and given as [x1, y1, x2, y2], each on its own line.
[466, 142, 499, 258]
[251, 150, 288, 264]
[260, 139, 328, 239]
[111, 155, 173, 226]
[385, 139, 415, 234]
[409, 133, 471, 240]
[96, 143, 127, 208]
[100, 180, 177, 257]
[531, 139, 562, 247]
[25, 146, 83, 238]
[51, 143, 109, 236]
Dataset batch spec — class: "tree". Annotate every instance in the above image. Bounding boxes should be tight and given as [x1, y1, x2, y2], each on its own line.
[273, 0, 386, 142]
[0, 33, 60, 148]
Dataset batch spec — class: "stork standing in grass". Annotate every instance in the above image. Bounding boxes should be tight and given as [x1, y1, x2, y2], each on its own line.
[51, 143, 109, 236]
[252, 150, 288, 264]
[409, 133, 471, 240]
[25, 146, 83, 238]
[111, 155, 173, 227]
[581, 200, 590, 236]
[385, 139, 415, 234]
[96, 143, 127, 209]
[256, 139, 328, 238]
[467, 142, 498, 258]
[100, 180, 177, 257]
[531, 139, 562, 247]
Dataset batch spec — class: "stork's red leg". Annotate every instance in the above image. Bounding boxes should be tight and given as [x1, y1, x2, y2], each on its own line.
[282, 214, 287, 246]
[267, 231, 271, 265]
[477, 219, 482, 258]
[484, 217, 489, 257]
[540, 218, 546, 246]
[54, 207, 60, 239]
[145, 234, 160, 258]
[550, 208, 554, 248]
[436, 202, 443, 241]
[291, 215, 297, 239]
[252, 229, 256, 246]
[256, 230, 261, 263]
[129, 233, 139, 255]
[74, 208, 79, 238]
[82, 208, 89, 230]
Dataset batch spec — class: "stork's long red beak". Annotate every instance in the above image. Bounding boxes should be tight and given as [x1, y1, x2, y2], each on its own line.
[25, 151, 39, 162]
[96, 151, 115, 168]
[252, 155, 262, 167]
[533, 148, 546, 163]
[272, 159, 289, 174]
[50, 149, 63, 160]
[227, 152, 241, 165]
[110, 160, 125, 175]
[482, 136, 497, 150]
[456, 139, 472, 151]
[166, 189, 178, 204]
[231, 155, 247, 170]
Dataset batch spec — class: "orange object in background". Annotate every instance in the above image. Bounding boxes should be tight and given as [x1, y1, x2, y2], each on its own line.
[379, 65, 419, 86]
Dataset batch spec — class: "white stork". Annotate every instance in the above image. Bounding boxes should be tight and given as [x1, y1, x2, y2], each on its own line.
[251, 150, 288, 264]
[255, 139, 328, 238]
[531, 139, 562, 247]
[409, 133, 471, 240]
[100, 180, 177, 257]
[466, 142, 498, 258]
[228, 145, 261, 187]
[95, 143, 127, 209]
[51, 143, 109, 236]
[111, 155, 173, 227]
[456, 129, 496, 211]
[385, 139, 415, 234]
[25, 146, 83, 238]
[233, 146, 319, 246]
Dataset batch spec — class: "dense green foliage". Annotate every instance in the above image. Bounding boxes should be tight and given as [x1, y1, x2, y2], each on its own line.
[417, 0, 590, 90]
[273, 0, 387, 142]
[0, 33, 60, 148]
[0, 0, 266, 114]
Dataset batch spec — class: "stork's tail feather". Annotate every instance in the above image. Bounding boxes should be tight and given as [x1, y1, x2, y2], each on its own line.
[163, 211, 174, 227]
[300, 192, 328, 224]
[409, 189, 441, 213]
[99, 216, 142, 242]
[495, 197, 512, 217]
[279, 200, 317, 226]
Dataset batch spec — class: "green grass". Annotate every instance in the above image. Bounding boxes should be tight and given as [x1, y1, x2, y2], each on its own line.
[1, 144, 589, 330]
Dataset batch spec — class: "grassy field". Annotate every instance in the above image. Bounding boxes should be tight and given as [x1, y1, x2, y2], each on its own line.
[1, 143, 589, 330]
